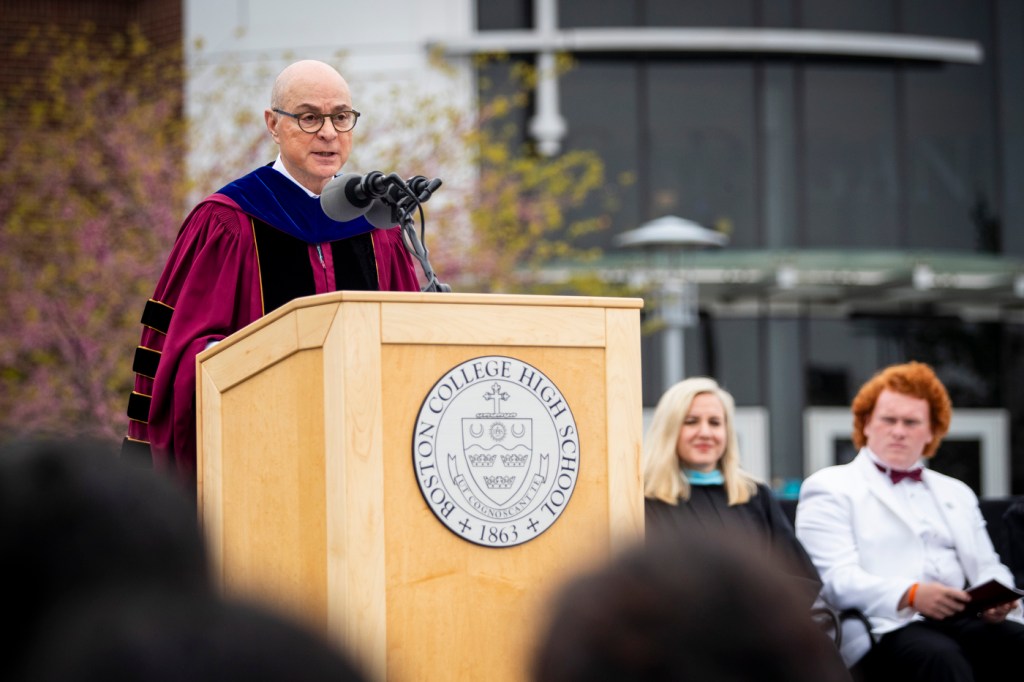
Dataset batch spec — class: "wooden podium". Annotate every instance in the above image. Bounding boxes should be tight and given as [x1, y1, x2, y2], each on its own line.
[195, 291, 644, 681]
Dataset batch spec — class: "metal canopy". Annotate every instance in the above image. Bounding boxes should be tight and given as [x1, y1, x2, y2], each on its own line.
[431, 28, 983, 64]
[541, 248, 1024, 321]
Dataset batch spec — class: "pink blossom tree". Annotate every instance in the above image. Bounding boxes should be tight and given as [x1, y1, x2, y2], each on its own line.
[1, 25, 200, 441]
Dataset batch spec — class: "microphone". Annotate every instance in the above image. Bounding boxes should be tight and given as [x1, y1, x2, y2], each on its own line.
[321, 171, 394, 222]
[364, 198, 397, 229]
[320, 170, 450, 293]
[321, 171, 443, 229]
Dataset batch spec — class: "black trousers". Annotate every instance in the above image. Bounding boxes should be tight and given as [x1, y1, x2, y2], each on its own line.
[852, 616, 1024, 682]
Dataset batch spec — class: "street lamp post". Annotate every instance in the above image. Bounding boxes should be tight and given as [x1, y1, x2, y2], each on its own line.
[616, 215, 728, 392]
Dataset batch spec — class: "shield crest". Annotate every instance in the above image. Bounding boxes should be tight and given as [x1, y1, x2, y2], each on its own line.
[462, 417, 532, 506]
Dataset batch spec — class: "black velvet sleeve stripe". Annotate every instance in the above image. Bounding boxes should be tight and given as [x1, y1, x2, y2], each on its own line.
[120, 437, 153, 465]
[132, 346, 161, 379]
[141, 299, 173, 334]
[127, 391, 152, 423]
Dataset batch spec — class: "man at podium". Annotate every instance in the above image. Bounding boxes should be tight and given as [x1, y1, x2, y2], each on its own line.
[121, 60, 420, 489]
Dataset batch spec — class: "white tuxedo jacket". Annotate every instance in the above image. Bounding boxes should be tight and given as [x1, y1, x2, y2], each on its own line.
[795, 449, 1021, 666]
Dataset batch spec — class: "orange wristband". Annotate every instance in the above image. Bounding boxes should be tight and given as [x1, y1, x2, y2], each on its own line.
[908, 582, 919, 608]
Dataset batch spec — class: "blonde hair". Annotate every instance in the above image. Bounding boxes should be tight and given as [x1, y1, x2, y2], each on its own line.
[643, 377, 759, 505]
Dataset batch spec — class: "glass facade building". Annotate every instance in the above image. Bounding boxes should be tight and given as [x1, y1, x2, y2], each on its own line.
[468, 0, 1024, 495]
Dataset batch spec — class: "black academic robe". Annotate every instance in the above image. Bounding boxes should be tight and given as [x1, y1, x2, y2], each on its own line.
[646, 483, 823, 605]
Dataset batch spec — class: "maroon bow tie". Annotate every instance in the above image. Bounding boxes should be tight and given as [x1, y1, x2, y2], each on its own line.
[875, 462, 924, 484]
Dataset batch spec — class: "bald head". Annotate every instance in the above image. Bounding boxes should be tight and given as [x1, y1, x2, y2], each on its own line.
[271, 60, 349, 110]
[265, 60, 356, 194]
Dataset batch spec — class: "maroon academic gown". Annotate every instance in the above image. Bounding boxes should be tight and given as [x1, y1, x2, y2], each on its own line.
[123, 166, 420, 488]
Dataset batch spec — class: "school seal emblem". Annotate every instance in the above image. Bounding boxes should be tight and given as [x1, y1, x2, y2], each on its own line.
[413, 355, 580, 547]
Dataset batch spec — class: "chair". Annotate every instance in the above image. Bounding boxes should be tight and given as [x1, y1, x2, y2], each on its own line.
[810, 603, 843, 649]
[838, 607, 876, 649]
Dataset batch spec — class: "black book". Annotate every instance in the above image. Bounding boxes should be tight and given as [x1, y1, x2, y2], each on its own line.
[966, 579, 1024, 613]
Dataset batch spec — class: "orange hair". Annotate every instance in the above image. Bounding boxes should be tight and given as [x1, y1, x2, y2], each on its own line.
[850, 361, 952, 458]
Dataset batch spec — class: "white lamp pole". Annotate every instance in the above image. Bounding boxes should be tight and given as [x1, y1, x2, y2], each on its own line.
[616, 215, 727, 391]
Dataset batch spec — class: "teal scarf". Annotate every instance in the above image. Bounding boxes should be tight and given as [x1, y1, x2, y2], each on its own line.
[684, 469, 724, 485]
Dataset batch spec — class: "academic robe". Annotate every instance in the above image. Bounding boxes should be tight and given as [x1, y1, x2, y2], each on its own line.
[646, 482, 823, 606]
[123, 166, 421, 487]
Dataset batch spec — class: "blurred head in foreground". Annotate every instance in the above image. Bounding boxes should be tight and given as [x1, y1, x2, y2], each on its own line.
[531, 534, 849, 682]
[0, 437, 209, 680]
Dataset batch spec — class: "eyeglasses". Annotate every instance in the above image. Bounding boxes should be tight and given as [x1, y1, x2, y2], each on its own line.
[272, 108, 361, 133]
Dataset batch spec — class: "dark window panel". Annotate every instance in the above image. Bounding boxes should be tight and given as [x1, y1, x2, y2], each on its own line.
[477, 0, 531, 30]
[714, 318, 763, 405]
[902, 0, 997, 252]
[994, 0, 1024, 257]
[904, 63, 997, 251]
[560, 60, 644, 248]
[645, 62, 758, 247]
[799, 0, 897, 32]
[559, 0, 639, 27]
[761, 0, 800, 28]
[801, 66, 901, 247]
[902, 0, 992, 41]
[643, 0, 759, 27]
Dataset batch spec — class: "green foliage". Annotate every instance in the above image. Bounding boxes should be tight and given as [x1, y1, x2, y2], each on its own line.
[349, 53, 614, 293]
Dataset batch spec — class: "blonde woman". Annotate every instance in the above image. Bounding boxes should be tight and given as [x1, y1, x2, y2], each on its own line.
[644, 377, 821, 600]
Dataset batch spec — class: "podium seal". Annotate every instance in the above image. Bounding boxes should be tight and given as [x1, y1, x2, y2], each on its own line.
[412, 355, 580, 547]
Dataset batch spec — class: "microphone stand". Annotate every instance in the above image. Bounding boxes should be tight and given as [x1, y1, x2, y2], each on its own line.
[380, 174, 451, 293]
